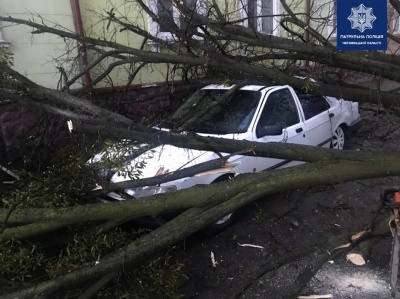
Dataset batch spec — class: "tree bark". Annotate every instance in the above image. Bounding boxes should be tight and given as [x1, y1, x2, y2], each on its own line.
[2, 147, 400, 240]
[72, 122, 387, 165]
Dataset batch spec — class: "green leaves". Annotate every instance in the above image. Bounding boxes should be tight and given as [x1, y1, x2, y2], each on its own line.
[2, 146, 98, 209]
[0, 239, 44, 282]
[92, 139, 154, 181]
[46, 228, 129, 278]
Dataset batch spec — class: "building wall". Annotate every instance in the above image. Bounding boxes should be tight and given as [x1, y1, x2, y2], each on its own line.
[0, 0, 78, 89]
[80, 0, 184, 88]
[0, 0, 311, 90]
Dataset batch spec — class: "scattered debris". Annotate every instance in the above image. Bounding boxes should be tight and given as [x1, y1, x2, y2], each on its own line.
[67, 120, 73, 132]
[210, 251, 217, 267]
[237, 243, 264, 249]
[291, 220, 300, 227]
[298, 295, 333, 299]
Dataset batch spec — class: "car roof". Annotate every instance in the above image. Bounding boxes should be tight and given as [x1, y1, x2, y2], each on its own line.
[201, 84, 281, 92]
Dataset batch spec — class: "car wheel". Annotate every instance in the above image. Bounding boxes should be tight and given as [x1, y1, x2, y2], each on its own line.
[331, 126, 346, 150]
[202, 211, 236, 235]
[201, 175, 237, 235]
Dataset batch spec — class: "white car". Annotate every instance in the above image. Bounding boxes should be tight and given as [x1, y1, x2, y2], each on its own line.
[96, 84, 361, 232]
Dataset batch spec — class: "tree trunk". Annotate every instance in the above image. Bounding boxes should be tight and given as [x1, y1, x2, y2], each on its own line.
[2, 153, 400, 240]
[282, 213, 391, 298]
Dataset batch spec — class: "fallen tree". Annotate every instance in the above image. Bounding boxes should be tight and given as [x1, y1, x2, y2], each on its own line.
[2, 155, 399, 298]
[2, 61, 400, 298]
[2, 0, 400, 297]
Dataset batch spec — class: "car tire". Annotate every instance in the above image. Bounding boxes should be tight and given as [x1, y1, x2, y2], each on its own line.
[331, 125, 346, 150]
[201, 175, 237, 235]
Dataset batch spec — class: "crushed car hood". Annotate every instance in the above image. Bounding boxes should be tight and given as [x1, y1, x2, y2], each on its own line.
[110, 144, 221, 183]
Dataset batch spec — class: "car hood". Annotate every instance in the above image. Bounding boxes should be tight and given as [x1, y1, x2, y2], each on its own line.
[110, 144, 221, 183]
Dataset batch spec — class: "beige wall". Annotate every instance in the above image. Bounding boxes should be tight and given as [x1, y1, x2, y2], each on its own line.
[80, 0, 179, 88]
[0, 0, 78, 88]
[0, 0, 311, 90]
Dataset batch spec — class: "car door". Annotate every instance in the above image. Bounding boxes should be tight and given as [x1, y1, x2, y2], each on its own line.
[299, 95, 333, 147]
[233, 87, 310, 173]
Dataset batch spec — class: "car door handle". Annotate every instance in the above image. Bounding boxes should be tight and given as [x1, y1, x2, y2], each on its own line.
[296, 128, 303, 133]
[329, 113, 335, 118]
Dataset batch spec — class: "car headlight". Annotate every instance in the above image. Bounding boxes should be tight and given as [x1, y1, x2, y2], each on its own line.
[125, 185, 177, 199]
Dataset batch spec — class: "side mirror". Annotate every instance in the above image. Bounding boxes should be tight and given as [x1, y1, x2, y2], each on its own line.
[256, 125, 283, 138]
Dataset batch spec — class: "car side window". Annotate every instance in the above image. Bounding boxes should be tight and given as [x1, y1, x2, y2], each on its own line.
[298, 94, 330, 120]
[257, 89, 300, 130]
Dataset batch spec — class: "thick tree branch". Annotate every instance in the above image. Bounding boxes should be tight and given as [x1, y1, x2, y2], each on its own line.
[2, 15, 400, 89]
[71, 122, 393, 164]
[3, 155, 400, 298]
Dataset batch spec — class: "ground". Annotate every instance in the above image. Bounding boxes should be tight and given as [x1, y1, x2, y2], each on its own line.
[178, 104, 400, 299]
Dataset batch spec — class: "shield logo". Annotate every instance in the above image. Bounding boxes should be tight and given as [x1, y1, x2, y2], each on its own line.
[358, 13, 366, 24]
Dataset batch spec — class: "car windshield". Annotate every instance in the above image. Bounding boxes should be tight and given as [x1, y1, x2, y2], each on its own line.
[168, 89, 261, 134]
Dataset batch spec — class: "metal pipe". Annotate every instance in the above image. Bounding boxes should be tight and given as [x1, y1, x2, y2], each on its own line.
[70, 0, 92, 89]
[304, 0, 311, 69]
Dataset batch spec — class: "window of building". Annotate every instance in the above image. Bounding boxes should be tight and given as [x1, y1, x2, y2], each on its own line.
[390, 7, 400, 34]
[241, 0, 279, 35]
[328, 0, 337, 37]
[148, 0, 205, 42]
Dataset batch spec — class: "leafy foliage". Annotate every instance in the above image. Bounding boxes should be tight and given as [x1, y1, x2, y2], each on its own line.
[0, 228, 186, 297]
[91, 139, 154, 181]
[2, 146, 98, 208]
[139, 252, 186, 299]
[99, 251, 186, 299]
[0, 146, 186, 297]
[0, 48, 13, 66]
[0, 48, 15, 103]
[46, 228, 130, 278]
[0, 239, 44, 282]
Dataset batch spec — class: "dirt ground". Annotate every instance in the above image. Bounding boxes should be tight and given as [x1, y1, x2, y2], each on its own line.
[178, 104, 400, 299]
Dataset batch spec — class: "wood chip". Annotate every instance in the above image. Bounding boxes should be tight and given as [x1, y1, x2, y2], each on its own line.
[237, 242, 264, 249]
[67, 120, 73, 133]
[210, 251, 217, 267]
[346, 252, 366, 265]
[351, 230, 366, 241]
[195, 163, 239, 176]
[333, 242, 351, 250]
[91, 184, 103, 191]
